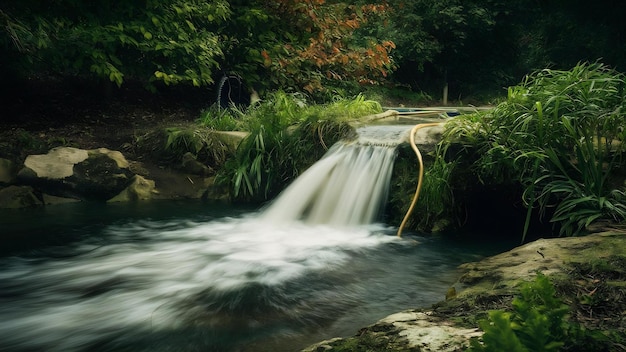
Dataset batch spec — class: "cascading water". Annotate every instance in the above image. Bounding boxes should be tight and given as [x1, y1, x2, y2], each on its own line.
[262, 125, 412, 226]
[0, 124, 496, 352]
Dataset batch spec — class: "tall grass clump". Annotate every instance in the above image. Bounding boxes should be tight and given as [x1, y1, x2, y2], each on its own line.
[388, 144, 457, 233]
[442, 62, 626, 240]
[216, 91, 381, 202]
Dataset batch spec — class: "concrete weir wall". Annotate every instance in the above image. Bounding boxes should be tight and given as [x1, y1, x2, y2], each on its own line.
[357, 108, 451, 152]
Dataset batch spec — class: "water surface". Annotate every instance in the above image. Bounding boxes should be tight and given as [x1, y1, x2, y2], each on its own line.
[0, 201, 507, 351]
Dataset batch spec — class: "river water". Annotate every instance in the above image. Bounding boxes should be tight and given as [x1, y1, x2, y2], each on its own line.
[0, 201, 508, 351]
[0, 125, 511, 351]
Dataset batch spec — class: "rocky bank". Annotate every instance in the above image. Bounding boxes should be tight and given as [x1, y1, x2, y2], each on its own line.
[303, 228, 626, 351]
[0, 130, 248, 209]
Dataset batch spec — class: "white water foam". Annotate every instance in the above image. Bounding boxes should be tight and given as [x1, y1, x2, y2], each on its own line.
[0, 125, 412, 351]
[261, 125, 411, 226]
[0, 217, 397, 351]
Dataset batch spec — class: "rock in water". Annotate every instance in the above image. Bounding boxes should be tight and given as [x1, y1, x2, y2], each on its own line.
[18, 147, 135, 201]
[0, 185, 41, 208]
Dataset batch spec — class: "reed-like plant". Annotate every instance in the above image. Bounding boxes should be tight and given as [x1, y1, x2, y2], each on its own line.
[442, 62, 626, 240]
[161, 127, 231, 167]
[415, 155, 457, 232]
[197, 105, 243, 131]
[388, 143, 458, 233]
[217, 92, 381, 201]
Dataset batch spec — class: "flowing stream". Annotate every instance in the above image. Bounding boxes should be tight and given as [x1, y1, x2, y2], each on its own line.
[0, 125, 510, 351]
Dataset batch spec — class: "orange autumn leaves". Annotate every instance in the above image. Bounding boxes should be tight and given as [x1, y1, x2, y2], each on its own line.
[261, 1, 395, 93]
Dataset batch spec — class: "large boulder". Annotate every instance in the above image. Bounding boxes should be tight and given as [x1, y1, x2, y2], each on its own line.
[303, 310, 482, 352]
[18, 147, 134, 201]
[0, 186, 42, 208]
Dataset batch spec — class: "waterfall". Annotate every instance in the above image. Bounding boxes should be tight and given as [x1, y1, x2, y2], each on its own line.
[261, 125, 412, 226]
[0, 125, 427, 352]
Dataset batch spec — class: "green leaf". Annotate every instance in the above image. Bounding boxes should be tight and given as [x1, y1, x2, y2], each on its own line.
[185, 20, 196, 31]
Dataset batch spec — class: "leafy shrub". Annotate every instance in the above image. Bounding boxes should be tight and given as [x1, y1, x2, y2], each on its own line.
[469, 272, 622, 351]
[216, 92, 380, 201]
[442, 62, 626, 239]
[3, 1, 231, 88]
[469, 274, 569, 352]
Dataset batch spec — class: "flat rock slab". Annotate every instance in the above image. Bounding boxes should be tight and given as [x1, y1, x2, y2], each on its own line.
[381, 311, 482, 351]
[18, 147, 134, 201]
[302, 230, 626, 352]
[24, 147, 89, 179]
[457, 231, 626, 297]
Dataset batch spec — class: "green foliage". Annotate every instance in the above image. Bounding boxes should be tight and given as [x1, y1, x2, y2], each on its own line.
[134, 126, 230, 168]
[246, 1, 395, 95]
[442, 62, 626, 238]
[472, 311, 527, 352]
[198, 106, 245, 131]
[517, 0, 626, 73]
[359, 85, 433, 107]
[164, 128, 205, 157]
[381, 0, 626, 99]
[4, 0, 626, 100]
[387, 0, 493, 66]
[388, 147, 457, 233]
[227, 123, 285, 200]
[385, 0, 521, 96]
[1, 0, 396, 94]
[511, 275, 569, 351]
[217, 92, 379, 201]
[2, 1, 230, 87]
[469, 271, 623, 351]
[469, 274, 569, 352]
[416, 156, 457, 232]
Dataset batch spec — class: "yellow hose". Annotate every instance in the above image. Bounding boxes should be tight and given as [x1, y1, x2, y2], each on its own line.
[397, 122, 445, 237]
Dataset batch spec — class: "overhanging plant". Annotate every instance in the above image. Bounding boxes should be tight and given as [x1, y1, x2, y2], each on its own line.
[440, 62, 626, 240]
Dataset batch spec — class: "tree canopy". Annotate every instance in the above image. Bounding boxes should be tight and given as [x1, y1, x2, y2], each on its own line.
[2, 0, 624, 98]
[0, 0, 392, 94]
[1, 1, 231, 88]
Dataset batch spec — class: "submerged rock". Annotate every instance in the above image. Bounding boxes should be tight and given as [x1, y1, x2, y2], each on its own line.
[41, 193, 80, 205]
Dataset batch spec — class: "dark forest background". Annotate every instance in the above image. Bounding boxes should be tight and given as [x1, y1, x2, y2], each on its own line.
[1, 0, 624, 102]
